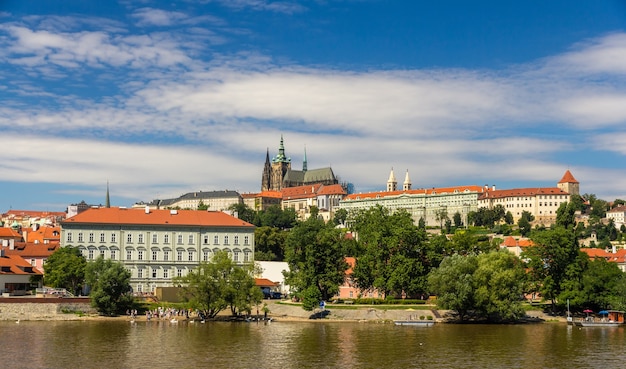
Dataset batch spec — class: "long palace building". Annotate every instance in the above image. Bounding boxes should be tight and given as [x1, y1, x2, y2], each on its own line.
[61, 207, 255, 293]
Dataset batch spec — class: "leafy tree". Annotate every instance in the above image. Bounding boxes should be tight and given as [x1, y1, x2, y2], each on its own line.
[504, 211, 514, 225]
[428, 254, 478, 321]
[351, 206, 429, 297]
[556, 201, 577, 229]
[517, 211, 534, 237]
[472, 251, 526, 321]
[283, 216, 348, 302]
[44, 247, 87, 296]
[453, 212, 463, 228]
[259, 205, 297, 229]
[301, 286, 323, 311]
[85, 257, 133, 316]
[175, 251, 259, 318]
[197, 200, 209, 211]
[332, 208, 348, 226]
[254, 226, 287, 261]
[523, 227, 579, 313]
[228, 203, 256, 224]
[435, 208, 448, 230]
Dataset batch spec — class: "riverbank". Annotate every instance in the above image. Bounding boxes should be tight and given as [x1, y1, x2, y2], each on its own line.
[0, 297, 566, 323]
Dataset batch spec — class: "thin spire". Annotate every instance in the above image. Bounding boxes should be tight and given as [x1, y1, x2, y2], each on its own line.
[403, 169, 412, 191]
[303, 145, 308, 172]
[105, 181, 110, 208]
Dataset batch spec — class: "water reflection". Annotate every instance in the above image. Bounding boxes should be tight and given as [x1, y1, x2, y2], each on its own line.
[2, 321, 626, 369]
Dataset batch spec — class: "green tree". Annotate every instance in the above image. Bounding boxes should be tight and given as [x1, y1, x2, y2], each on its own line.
[259, 205, 297, 229]
[517, 210, 534, 237]
[85, 257, 133, 316]
[523, 227, 579, 313]
[254, 226, 287, 261]
[224, 263, 263, 316]
[283, 216, 348, 302]
[44, 247, 87, 296]
[228, 203, 256, 224]
[453, 212, 463, 228]
[473, 251, 526, 321]
[428, 254, 478, 321]
[332, 208, 348, 226]
[504, 211, 514, 225]
[435, 208, 448, 231]
[351, 206, 429, 298]
[197, 200, 209, 211]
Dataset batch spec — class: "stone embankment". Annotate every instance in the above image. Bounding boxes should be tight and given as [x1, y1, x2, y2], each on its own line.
[0, 297, 95, 321]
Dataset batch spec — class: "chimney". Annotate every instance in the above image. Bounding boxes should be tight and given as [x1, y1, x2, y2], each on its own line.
[492, 185, 496, 191]
[23, 231, 28, 243]
[145, 206, 150, 214]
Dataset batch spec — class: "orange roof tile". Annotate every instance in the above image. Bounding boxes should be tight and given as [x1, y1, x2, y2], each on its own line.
[608, 205, 626, 214]
[4, 242, 60, 258]
[558, 170, 579, 184]
[0, 254, 42, 275]
[317, 184, 347, 196]
[344, 185, 484, 201]
[0, 228, 22, 239]
[255, 278, 278, 287]
[479, 187, 568, 200]
[62, 208, 254, 228]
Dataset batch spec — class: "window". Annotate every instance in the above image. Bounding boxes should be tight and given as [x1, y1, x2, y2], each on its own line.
[188, 235, 194, 244]
[127, 234, 132, 243]
[78, 233, 84, 242]
[163, 269, 169, 279]
[244, 251, 250, 262]
[203, 250, 209, 262]
[234, 236, 239, 245]
[152, 269, 157, 278]
[188, 251, 194, 261]
[126, 250, 132, 260]
[138, 234, 144, 244]
[67, 232, 73, 242]
[100, 233, 105, 243]
[204, 236, 209, 244]
[163, 250, 169, 261]
[177, 234, 183, 244]
[152, 234, 158, 244]
[111, 250, 116, 260]
[177, 250, 183, 261]
[138, 269, 143, 278]
[152, 250, 158, 261]
[214, 235, 219, 245]
[111, 233, 116, 243]
[89, 233, 94, 243]
[244, 236, 249, 246]
[138, 250, 144, 261]
[233, 250, 239, 262]
[177, 268, 183, 277]
[164, 234, 169, 244]
[88, 249, 94, 260]
[100, 249, 105, 257]
[224, 235, 229, 245]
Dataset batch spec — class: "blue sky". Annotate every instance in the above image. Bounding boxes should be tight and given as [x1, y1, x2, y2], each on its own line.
[1, 0, 626, 212]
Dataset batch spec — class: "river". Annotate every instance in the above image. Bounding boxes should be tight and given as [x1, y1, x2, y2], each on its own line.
[2, 320, 624, 368]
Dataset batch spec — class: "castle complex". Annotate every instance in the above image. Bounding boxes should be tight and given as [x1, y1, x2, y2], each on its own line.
[261, 136, 338, 192]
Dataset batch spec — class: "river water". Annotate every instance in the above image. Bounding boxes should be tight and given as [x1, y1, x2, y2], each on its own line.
[2, 320, 625, 369]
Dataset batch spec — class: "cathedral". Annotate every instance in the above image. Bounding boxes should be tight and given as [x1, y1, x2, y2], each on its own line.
[261, 136, 338, 192]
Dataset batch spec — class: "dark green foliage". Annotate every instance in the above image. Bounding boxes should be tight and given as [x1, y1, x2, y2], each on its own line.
[254, 226, 287, 261]
[283, 216, 348, 303]
[44, 247, 87, 296]
[85, 257, 133, 316]
[174, 251, 261, 318]
[517, 211, 534, 237]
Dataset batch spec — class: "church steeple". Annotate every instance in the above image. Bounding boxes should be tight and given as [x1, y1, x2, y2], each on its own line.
[403, 169, 412, 191]
[303, 145, 308, 172]
[261, 148, 272, 191]
[274, 135, 290, 163]
[105, 181, 110, 208]
[387, 168, 397, 192]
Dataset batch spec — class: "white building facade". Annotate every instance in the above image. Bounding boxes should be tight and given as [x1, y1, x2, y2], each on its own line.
[61, 207, 255, 293]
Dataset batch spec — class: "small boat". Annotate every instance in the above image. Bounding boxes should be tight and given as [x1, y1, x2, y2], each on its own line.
[394, 320, 435, 327]
[574, 310, 625, 327]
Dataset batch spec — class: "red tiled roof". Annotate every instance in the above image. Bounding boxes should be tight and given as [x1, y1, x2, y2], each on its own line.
[580, 248, 626, 263]
[558, 170, 579, 184]
[62, 208, 254, 227]
[608, 205, 626, 214]
[344, 185, 484, 201]
[500, 236, 533, 248]
[281, 184, 323, 200]
[0, 228, 22, 239]
[479, 187, 568, 200]
[317, 184, 346, 196]
[0, 254, 42, 275]
[2, 210, 66, 219]
[255, 278, 278, 287]
[4, 242, 60, 258]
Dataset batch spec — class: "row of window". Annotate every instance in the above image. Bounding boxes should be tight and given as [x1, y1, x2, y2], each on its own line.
[79, 247, 252, 263]
[66, 232, 250, 246]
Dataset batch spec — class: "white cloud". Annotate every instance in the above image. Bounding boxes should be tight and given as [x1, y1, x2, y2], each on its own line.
[132, 8, 189, 27]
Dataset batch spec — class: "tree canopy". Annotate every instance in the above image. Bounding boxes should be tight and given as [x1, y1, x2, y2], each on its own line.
[44, 246, 87, 296]
[85, 257, 133, 316]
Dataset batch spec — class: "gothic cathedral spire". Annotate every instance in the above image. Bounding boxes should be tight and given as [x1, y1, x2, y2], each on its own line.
[303, 145, 308, 172]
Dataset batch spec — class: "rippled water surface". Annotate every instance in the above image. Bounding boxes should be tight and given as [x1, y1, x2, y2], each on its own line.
[2, 320, 625, 369]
